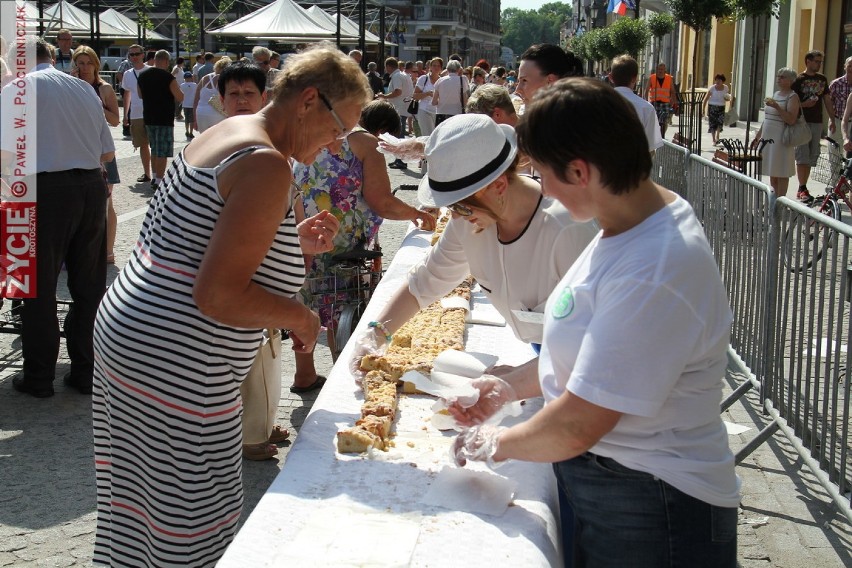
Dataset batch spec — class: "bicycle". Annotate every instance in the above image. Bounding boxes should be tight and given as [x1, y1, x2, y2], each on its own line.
[782, 137, 852, 272]
[301, 246, 384, 360]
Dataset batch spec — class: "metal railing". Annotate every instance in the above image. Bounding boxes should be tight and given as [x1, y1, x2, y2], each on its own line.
[654, 146, 852, 524]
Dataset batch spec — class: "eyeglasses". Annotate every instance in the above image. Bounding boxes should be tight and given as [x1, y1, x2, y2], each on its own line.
[256, 59, 270, 66]
[129, 52, 143, 57]
[448, 202, 473, 217]
[317, 91, 351, 140]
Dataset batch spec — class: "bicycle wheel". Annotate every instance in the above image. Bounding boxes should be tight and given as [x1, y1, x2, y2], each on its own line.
[334, 302, 365, 361]
[782, 198, 839, 272]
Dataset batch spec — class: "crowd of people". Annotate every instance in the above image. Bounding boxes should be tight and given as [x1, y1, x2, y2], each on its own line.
[0, 28, 751, 567]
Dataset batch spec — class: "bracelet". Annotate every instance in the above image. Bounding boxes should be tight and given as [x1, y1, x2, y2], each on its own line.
[368, 321, 393, 343]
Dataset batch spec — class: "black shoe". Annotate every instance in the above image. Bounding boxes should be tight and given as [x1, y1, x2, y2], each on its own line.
[388, 161, 402, 169]
[137, 173, 151, 183]
[12, 374, 54, 398]
[62, 372, 92, 395]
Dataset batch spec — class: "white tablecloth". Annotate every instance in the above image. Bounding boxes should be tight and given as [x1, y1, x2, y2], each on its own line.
[218, 228, 563, 567]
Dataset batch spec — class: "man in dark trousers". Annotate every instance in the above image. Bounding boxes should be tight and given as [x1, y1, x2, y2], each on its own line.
[0, 37, 114, 397]
[137, 50, 183, 190]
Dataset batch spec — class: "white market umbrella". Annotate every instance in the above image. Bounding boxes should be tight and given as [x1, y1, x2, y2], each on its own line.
[208, 0, 337, 39]
[99, 8, 172, 42]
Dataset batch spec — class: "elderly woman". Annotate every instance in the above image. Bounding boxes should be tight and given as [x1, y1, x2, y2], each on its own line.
[293, 100, 436, 383]
[72, 46, 120, 264]
[355, 114, 597, 368]
[432, 60, 469, 125]
[450, 79, 740, 567]
[193, 55, 231, 132]
[92, 44, 370, 567]
[752, 68, 801, 197]
[702, 73, 731, 146]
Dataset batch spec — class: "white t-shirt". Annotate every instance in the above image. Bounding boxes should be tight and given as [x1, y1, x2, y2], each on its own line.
[407, 195, 597, 343]
[180, 82, 197, 108]
[388, 69, 414, 117]
[538, 195, 740, 508]
[615, 86, 663, 151]
[121, 65, 149, 120]
[415, 74, 438, 114]
[433, 74, 469, 115]
[707, 84, 730, 106]
[172, 65, 185, 85]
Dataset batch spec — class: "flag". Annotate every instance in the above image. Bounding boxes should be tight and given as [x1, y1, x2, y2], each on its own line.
[607, 0, 634, 15]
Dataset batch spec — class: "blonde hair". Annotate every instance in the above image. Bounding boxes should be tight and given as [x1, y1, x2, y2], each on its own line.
[213, 56, 232, 74]
[72, 45, 104, 82]
[272, 42, 371, 106]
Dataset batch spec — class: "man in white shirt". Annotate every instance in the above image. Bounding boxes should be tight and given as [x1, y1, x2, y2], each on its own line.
[0, 36, 115, 398]
[610, 55, 663, 154]
[120, 44, 152, 183]
[377, 57, 414, 168]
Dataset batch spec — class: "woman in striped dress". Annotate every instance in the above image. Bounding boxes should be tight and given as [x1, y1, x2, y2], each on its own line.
[91, 44, 373, 567]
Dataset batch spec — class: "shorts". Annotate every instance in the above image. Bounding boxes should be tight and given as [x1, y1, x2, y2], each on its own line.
[794, 122, 824, 167]
[130, 118, 149, 149]
[145, 125, 174, 158]
[183, 107, 195, 124]
[103, 157, 120, 185]
[652, 102, 672, 126]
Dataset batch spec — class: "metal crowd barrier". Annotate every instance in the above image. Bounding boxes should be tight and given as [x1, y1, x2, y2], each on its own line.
[670, 153, 852, 524]
[651, 140, 689, 197]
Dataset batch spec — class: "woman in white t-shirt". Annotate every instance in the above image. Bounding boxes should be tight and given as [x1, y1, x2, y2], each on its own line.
[414, 57, 443, 137]
[431, 60, 469, 126]
[702, 73, 732, 145]
[449, 79, 740, 567]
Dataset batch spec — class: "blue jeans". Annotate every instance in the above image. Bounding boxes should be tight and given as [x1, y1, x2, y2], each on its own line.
[553, 453, 737, 568]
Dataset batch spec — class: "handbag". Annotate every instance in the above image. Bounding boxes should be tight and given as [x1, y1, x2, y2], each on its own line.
[240, 329, 282, 445]
[209, 94, 226, 117]
[724, 108, 738, 127]
[781, 108, 812, 147]
[406, 97, 419, 115]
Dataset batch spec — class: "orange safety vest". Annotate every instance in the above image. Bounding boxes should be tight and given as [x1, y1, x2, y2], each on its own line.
[648, 74, 674, 104]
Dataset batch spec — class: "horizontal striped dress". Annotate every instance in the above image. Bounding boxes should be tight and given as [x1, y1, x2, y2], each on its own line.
[92, 146, 305, 567]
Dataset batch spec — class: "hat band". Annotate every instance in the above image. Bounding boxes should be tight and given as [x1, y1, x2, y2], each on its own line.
[428, 139, 511, 193]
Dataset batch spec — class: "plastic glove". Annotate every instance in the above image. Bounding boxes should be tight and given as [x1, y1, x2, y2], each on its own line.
[349, 326, 388, 380]
[451, 424, 506, 469]
[378, 136, 428, 161]
[447, 375, 518, 427]
[413, 208, 437, 231]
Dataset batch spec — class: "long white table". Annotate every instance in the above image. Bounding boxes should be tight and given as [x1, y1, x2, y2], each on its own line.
[218, 227, 563, 567]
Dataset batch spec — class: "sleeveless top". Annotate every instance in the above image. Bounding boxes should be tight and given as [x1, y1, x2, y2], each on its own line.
[196, 73, 220, 113]
[294, 129, 383, 256]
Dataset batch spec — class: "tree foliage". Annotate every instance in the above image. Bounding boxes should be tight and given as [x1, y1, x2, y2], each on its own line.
[588, 28, 621, 61]
[609, 17, 650, 58]
[501, 2, 572, 56]
[177, 0, 199, 53]
[726, 0, 782, 20]
[647, 12, 676, 39]
[134, 0, 153, 32]
[665, 0, 731, 32]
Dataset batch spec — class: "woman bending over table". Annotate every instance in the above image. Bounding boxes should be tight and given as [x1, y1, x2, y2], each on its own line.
[354, 113, 597, 368]
[91, 43, 371, 567]
[450, 79, 740, 568]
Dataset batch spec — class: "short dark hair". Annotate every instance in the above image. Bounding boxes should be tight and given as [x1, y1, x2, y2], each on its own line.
[218, 59, 266, 97]
[360, 100, 401, 137]
[714, 73, 726, 82]
[204, 52, 215, 61]
[385, 57, 399, 69]
[516, 78, 651, 194]
[805, 50, 823, 62]
[610, 55, 638, 87]
[520, 43, 570, 78]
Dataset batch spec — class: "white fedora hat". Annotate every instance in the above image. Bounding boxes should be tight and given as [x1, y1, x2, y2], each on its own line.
[418, 114, 518, 208]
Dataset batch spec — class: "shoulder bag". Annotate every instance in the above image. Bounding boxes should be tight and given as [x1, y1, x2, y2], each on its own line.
[781, 104, 812, 147]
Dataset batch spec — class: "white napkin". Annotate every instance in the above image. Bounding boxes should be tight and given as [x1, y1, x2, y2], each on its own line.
[421, 466, 517, 517]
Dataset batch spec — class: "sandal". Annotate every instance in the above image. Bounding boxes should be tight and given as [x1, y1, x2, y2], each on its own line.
[289, 375, 326, 394]
[242, 442, 278, 461]
[268, 424, 290, 444]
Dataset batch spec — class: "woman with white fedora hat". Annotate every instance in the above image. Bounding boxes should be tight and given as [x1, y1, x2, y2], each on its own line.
[354, 114, 597, 371]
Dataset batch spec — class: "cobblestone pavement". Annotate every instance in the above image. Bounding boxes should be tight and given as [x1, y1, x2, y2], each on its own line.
[0, 120, 849, 567]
